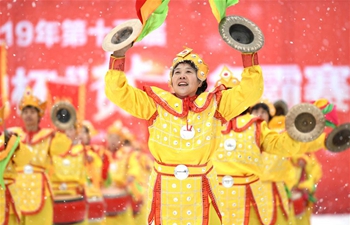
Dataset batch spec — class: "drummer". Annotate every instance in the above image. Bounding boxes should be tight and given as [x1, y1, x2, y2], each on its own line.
[80, 120, 106, 225]
[100, 121, 138, 225]
[50, 121, 87, 225]
[8, 87, 72, 225]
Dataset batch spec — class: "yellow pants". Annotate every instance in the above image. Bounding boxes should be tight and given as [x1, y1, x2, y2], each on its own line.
[294, 205, 312, 225]
[275, 205, 289, 225]
[133, 202, 147, 225]
[8, 214, 19, 225]
[208, 203, 221, 225]
[106, 206, 135, 225]
[20, 198, 53, 225]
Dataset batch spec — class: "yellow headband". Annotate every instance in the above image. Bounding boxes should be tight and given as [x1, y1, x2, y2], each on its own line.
[19, 87, 46, 117]
[107, 120, 124, 136]
[170, 47, 209, 82]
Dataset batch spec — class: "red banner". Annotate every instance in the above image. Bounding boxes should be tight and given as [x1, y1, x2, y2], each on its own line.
[0, 0, 349, 213]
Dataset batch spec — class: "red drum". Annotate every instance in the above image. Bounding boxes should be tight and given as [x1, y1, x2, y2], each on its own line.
[102, 188, 131, 216]
[53, 195, 86, 225]
[87, 196, 106, 222]
[291, 191, 306, 217]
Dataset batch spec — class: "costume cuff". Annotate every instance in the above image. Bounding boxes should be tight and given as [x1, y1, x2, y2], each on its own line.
[109, 55, 125, 71]
[242, 53, 259, 68]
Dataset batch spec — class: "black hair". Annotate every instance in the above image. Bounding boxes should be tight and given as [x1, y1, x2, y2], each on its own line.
[172, 60, 208, 95]
[82, 126, 89, 134]
[250, 103, 272, 121]
[22, 105, 40, 114]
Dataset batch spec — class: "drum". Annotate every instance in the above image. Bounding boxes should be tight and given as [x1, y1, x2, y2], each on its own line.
[291, 191, 306, 217]
[102, 188, 131, 216]
[87, 196, 106, 222]
[53, 195, 86, 225]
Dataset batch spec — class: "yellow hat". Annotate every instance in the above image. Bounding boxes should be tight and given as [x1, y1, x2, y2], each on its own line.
[170, 47, 209, 82]
[215, 65, 240, 88]
[82, 120, 98, 137]
[121, 127, 135, 142]
[255, 98, 276, 117]
[107, 120, 124, 136]
[19, 87, 46, 117]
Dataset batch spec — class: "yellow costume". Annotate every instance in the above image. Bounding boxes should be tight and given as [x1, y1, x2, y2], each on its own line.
[84, 145, 105, 225]
[290, 153, 322, 225]
[262, 98, 332, 225]
[51, 142, 87, 225]
[0, 133, 32, 225]
[8, 87, 72, 225]
[9, 126, 71, 225]
[133, 150, 153, 225]
[213, 113, 301, 225]
[105, 48, 263, 225]
[102, 145, 142, 225]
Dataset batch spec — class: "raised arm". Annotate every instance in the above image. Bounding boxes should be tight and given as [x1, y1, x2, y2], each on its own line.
[218, 53, 264, 121]
[105, 54, 156, 120]
[260, 121, 301, 157]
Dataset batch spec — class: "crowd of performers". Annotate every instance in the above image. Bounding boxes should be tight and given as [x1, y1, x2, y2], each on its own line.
[0, 47, 348, 225]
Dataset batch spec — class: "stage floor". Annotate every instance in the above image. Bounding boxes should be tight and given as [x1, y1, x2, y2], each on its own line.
[311, 214, 350, 225]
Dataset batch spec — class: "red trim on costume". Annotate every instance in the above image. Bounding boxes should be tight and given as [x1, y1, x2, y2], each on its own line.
[109, 55, 125, 71]
[246, 185, 265, 225]
[244, 185, 250, 225]
[222, 116, 262, 134]
[17, 164, 46, 173]
[59, 144, 83, 157]
[255, 120, 262, 153]
[4, 188, 11, 225]
[273, 182, 288, 221]
[143, 85, 225, 118]
[21, 174, 47, 215]
[148, 173, 161, 225]
[154, 166, 213, 177]
[147, 111, 159, 126]
[22, 128, 54, 145]
[203, 176, 222, 224]
[242, 53, 259, 68]
[7, 186, 21, 223]
[155, 160, 208, 168]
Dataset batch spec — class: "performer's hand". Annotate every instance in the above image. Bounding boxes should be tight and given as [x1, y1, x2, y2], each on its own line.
[113, 43, 133, 58]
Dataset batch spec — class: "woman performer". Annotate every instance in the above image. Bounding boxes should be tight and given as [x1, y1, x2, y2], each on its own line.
[104, 45, 263, 225]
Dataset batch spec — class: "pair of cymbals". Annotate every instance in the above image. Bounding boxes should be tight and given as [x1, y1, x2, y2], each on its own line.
[286, 103, 349, 153]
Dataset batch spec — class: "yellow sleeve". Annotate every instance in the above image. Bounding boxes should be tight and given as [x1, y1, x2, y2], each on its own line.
[127, 152, 142, 178]
[105, 69, 157, 120]
[308, 153, 322, 183]
[12, 142, 33, 167]
[217, 65, 264, 121]
[49, 131, 72, 155]
[299, 133, 326, 154]
[260, 121, 301, 157]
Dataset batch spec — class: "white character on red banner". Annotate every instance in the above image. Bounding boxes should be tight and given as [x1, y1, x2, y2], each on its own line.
[35, 19, 60, 48]
[304, 64, 350, 112]
[61, 19, 87, 47]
